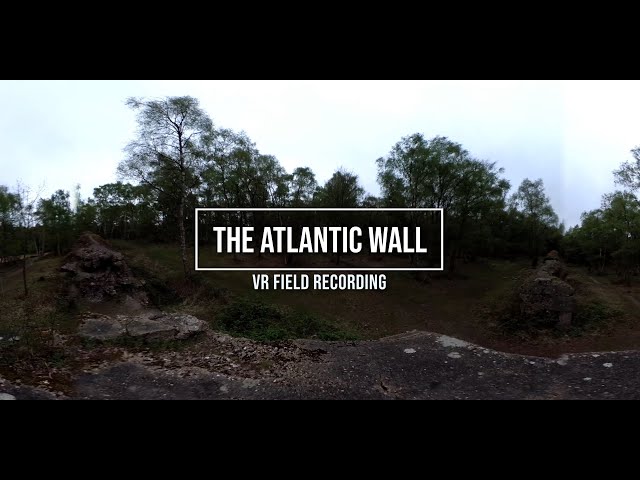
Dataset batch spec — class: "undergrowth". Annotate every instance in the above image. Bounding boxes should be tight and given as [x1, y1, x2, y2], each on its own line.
[216, 296, 358, 342]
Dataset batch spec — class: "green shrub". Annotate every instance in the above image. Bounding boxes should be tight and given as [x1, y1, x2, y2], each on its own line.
[573, 301, 622, 329]
[217, 297, 357, 342]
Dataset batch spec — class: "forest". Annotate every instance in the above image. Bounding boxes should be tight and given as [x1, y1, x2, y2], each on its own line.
[0, 95, 588, 281]
[3, 94, 640, 400]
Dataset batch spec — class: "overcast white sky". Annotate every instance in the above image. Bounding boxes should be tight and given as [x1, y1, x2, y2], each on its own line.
[1, 80, 640, 228]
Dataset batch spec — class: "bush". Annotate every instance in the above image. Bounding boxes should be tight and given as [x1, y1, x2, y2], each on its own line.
[573, 301, 622, 329]
[217, 297, 357, 342]
[488, 297, 623, 338]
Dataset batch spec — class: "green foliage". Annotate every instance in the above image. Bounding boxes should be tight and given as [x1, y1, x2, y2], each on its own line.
[91, 182, 158, 240]
[565, 146, 640, 276]
[18, 96, 640, 285]
[5, 105, 571, 275]
[0, 185, 21, 256]
[315, 168, 364, 208]
[289, 167, 318, 207]
[36, 189, 73, 255]
[508, 178, 561, 260]
[119, 96, 215, 275]
[573, 301, 623, 329]
[376, 133, 512, 270]
[486, 283, 622, 338]
[564, 188, 640, 277]
[509, 178, 558, 228]
[217, 296, 357, 342]
[613, 146, 640, 191]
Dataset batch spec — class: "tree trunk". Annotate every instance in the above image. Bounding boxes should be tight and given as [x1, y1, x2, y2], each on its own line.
[21, 227, 29, 296]
[22, 254, 28, 296]
[409, 212, 417, 266]
[448, 247, 457, 277]
[178, 195, 188, 278]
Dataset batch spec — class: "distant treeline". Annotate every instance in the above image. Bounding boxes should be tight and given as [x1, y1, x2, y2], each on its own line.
[563, 147, 640, 283]
[16, 95, 640, 278]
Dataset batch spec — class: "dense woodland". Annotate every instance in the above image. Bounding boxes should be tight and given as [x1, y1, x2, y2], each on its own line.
[2, 95, 639, 285]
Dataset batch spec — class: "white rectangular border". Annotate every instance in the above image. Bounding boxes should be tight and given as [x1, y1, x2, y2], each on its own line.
[195, 208, 444, 271]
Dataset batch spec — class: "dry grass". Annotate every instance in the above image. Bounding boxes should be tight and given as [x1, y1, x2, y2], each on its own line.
[4, 241, 640, 359]
[116, 241, 532, 342]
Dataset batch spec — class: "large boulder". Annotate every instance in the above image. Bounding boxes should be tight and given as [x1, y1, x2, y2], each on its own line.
[64, 233, 206, 343]
[519, 252, 576, 327]
[61, 233, 145, 303]
[77, 315, 126, 340]
[78, 313, 207, 342]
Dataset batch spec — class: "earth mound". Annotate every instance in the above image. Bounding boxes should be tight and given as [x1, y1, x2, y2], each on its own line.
[60, 233, 145, 303]
[61, 233, 207, 342]
[519, 251, 576, 328]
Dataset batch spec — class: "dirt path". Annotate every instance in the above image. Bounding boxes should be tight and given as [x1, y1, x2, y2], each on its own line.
[0, 258, 35, 280]
[3, 330, 638, 400]
[0, 254, 47, 288]
[589, 275, 640, 308]
[627, 295, 640, 308]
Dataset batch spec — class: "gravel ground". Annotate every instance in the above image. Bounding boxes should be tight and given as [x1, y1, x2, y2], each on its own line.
[3, 330, 637, 400]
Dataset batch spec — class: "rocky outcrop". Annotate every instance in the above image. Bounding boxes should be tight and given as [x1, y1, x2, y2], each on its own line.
[519, 251, 576, 327]
[61, 233, 145, 303]
[78, 312, 207, 342]
[61, 233, 206, 343]
[70, 330, 640, 399]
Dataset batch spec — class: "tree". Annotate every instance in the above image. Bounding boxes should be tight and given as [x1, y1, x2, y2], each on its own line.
[565, 210, 609, 272]
[92, 182, 157, 240]
[377, 133, 511, 270]
[377, 133, 435, 209]
[14, 183, 41, 296]
[198, 129, 281, 247]
[564, 190, 640, 279]
[316, 168, 364, 264]
[446, 158, 510, 272]
[316, 168, 364, 208]
[613, 146, 640, 191]
[289, 167, 317, 207]
[118, 96, 213, 277]
[37, 189, 72, 256]
[602, 191, 640, 283]
[75, 199, 98, 235]
[509, 178, 559, 265]
[565, 147, 640, 278]
[377, 134, 469, 268]
[0, 185, 21, 258]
